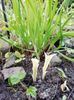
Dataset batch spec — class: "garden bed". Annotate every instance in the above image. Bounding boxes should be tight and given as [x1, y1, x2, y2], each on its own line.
[0, 54, 74, 100]
[0, 0, 74, 100]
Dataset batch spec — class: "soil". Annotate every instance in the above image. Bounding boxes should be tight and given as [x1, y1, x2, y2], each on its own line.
[0, 56, 74, 100]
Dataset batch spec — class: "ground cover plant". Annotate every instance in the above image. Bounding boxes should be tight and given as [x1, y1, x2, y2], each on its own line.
[1, 0, 74, 58]
[0, 0, 74, 100]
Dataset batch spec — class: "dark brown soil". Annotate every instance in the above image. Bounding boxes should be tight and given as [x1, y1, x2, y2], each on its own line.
[0, 57, 74, 100]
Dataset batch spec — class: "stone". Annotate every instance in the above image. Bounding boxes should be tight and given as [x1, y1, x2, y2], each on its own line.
[1, 67, 25, 80]
[0, 39, 10, 53]
[64, 38, 74, 48]
[3, 54, 15, 68]
[50, 54, 62, 66]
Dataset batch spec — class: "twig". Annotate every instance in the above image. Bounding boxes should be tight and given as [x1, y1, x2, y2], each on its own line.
[67, 88, 74, 99]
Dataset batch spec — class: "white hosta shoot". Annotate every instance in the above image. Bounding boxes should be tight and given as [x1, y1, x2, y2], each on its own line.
[42, 53, 55, 79]
[31, 58, 39, 82]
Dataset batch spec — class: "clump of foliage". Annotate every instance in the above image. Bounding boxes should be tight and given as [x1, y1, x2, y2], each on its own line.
[1, 0, 74, 59]
[8, 71, 26, 85]
[8, 71, 37, 98]
[26, 86, 37, 98]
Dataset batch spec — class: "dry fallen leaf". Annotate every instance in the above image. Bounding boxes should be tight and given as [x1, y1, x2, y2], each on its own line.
[60, 80, 70, 92]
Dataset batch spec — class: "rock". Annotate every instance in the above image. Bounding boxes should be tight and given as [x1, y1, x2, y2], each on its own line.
[50, 54, 62, 66]
[66, 48, 74, 58]
[64, 25, 74, 31]
[64, 38, 74, 48]
[64, 38, 74, 57]
[70, 38, 74, 47]
[1, 67, 25, 80]
[0, 39, 10, 53]
[3, 54, 15, 68]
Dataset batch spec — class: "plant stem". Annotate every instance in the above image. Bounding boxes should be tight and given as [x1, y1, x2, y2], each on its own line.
[20, 82, 27, 90]
[34, 45, 39, 59]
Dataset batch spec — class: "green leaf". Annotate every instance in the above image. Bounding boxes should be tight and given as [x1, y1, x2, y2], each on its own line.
[8, 71, 26, 85]
[15, 51, 24, 58]
[57, 51, 74, 62]
[15, 58, 25, 63]
[0, 0, 73, 59]
[63, 31, 74, 37]
[26, 86, 37, 98]
[56, 68, 67, 79]
[63, 0, 71, 8]
[5, 52, 12, 59]
[62, 95, 67, 100]
[65, 48, 74, 54]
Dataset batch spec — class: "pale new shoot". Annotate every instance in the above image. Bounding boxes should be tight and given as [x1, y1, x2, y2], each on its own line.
[31, 58, 39, 82]
[42, 53, 55, 79]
